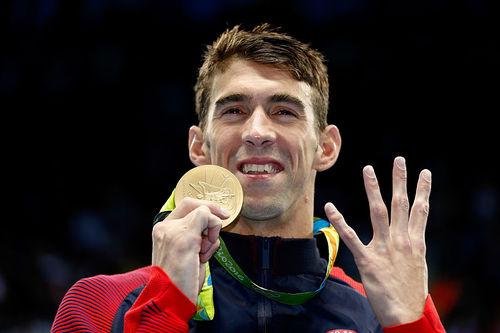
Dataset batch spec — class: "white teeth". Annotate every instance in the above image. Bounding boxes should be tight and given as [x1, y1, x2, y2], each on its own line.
[241, 164, 279, 174]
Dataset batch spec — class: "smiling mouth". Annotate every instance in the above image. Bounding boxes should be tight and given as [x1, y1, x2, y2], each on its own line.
[238, 163, 284, 175]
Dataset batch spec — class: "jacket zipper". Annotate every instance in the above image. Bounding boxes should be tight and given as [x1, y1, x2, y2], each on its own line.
[258, 238, 271, 333]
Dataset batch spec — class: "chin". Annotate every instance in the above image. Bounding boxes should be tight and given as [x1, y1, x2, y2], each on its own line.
[241, 203, 283, 221]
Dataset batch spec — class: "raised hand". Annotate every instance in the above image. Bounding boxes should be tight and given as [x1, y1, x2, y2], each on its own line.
[152, 198, 229, 304]
[325, 156, 432, 326]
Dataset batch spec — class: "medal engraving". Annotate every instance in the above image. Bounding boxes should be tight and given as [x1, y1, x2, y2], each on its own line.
[175, 165, 243, 228]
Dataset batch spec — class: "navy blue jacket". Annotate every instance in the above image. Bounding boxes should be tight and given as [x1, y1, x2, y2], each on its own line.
[187, 231, 382, 332]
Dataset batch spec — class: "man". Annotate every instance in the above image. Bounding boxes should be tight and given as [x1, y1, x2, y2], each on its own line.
[52, 24, 445, 332]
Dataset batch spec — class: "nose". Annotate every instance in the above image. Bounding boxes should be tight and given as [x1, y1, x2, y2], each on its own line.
[242, 108, 276, 147]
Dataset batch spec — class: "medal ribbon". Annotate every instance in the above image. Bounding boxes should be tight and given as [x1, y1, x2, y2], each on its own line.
[154, 190, 339, 319]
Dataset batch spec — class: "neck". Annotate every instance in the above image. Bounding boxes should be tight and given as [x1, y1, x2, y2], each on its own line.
[224, 193, 315, 238]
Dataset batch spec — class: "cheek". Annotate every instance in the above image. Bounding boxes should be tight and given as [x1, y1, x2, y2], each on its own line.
[211, 125, 238, 142]
[296, 135, 318, 158]
[207, 128, 239, 162]
[295, 136, 319, 170]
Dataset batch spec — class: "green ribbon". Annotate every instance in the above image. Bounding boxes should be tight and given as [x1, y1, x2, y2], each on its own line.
[213, 218, 338, 305]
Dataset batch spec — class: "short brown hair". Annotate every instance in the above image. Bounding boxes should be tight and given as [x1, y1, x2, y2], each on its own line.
[194, 23, 329, 131]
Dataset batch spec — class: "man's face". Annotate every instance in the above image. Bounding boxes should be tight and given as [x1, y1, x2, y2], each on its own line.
[200, 59, 322, 221]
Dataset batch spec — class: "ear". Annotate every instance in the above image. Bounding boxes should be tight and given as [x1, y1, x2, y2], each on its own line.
[314, 124, 341, 172]
[188, 126, 211, 166]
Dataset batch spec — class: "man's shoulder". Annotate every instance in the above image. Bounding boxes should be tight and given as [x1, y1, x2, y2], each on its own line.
[329, 266, 366, 296]
[68, 266, 152, 298]
[321, 267, 380, 327]
[324, 267, 376, 314]
[51, 266, 154, 332]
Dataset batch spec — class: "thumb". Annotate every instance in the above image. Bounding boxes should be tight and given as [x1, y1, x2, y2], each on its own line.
[325, 202, 364, 258]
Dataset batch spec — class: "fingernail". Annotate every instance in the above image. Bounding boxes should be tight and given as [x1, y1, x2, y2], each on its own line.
[395, 156, 406, 170]
[421, 169, 431, 181]
[220, 207, 230, 217]
[364, 165, 375, 177]
[325, 202, 336, 214]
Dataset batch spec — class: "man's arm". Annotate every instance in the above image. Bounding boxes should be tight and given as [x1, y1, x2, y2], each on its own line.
[52, 197, 228, 332]
[325, 156, 445, 331]
[123, 266, 195, 333]
[50, 266, 194, 333]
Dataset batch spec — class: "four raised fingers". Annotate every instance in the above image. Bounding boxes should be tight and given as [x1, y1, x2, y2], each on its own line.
[327, 157, 431, 256]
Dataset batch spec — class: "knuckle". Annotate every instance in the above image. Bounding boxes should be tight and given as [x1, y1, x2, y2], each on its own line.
[179, 196, 196, 208]
[343, 226, 357, 241]
[197, 205, 211, 215]
[375, 243, 389, 257]
[189, 205, 206, 217]
[399, 172, 408, 181]
[412, 238, 427, 254]
[393, 195, 410, 211]
[417, 243, 427, 254]
[372, 204, 388, 219]
[152, 224, 167, 242]
[415, 200, 430, 216]
[367, 177, 380, 189]
[394, 235, 411, 251]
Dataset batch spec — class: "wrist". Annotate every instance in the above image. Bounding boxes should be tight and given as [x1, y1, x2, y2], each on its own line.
[377, 300, 425, 327]
[383, 295, 445, 333]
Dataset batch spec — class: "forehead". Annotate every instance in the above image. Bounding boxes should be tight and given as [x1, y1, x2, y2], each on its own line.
[209, 59, 313, 109]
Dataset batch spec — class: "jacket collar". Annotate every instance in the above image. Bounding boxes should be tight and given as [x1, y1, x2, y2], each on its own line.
[215, 231, 326, 278]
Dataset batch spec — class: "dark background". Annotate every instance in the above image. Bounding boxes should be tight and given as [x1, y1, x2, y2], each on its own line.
[1, 0, 498, 332]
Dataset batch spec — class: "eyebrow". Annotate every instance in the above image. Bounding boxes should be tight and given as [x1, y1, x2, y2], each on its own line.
[269, 94, 305, 111]
[214, 93, 305, 111]
[215, 94, 248, 109]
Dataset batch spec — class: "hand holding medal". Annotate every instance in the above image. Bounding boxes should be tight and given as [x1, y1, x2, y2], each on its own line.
[151, 165, 242, 304]
[174, 165, 243, 228]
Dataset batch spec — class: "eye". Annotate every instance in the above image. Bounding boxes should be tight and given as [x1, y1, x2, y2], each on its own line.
[274, 109, 296, 117]
[222, 107, 243, 115]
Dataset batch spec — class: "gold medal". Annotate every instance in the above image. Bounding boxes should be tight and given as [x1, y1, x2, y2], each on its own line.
[175, 165, 243, 228]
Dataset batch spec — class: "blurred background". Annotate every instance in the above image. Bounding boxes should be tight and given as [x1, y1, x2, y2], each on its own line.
[1, 0, 498, 332]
